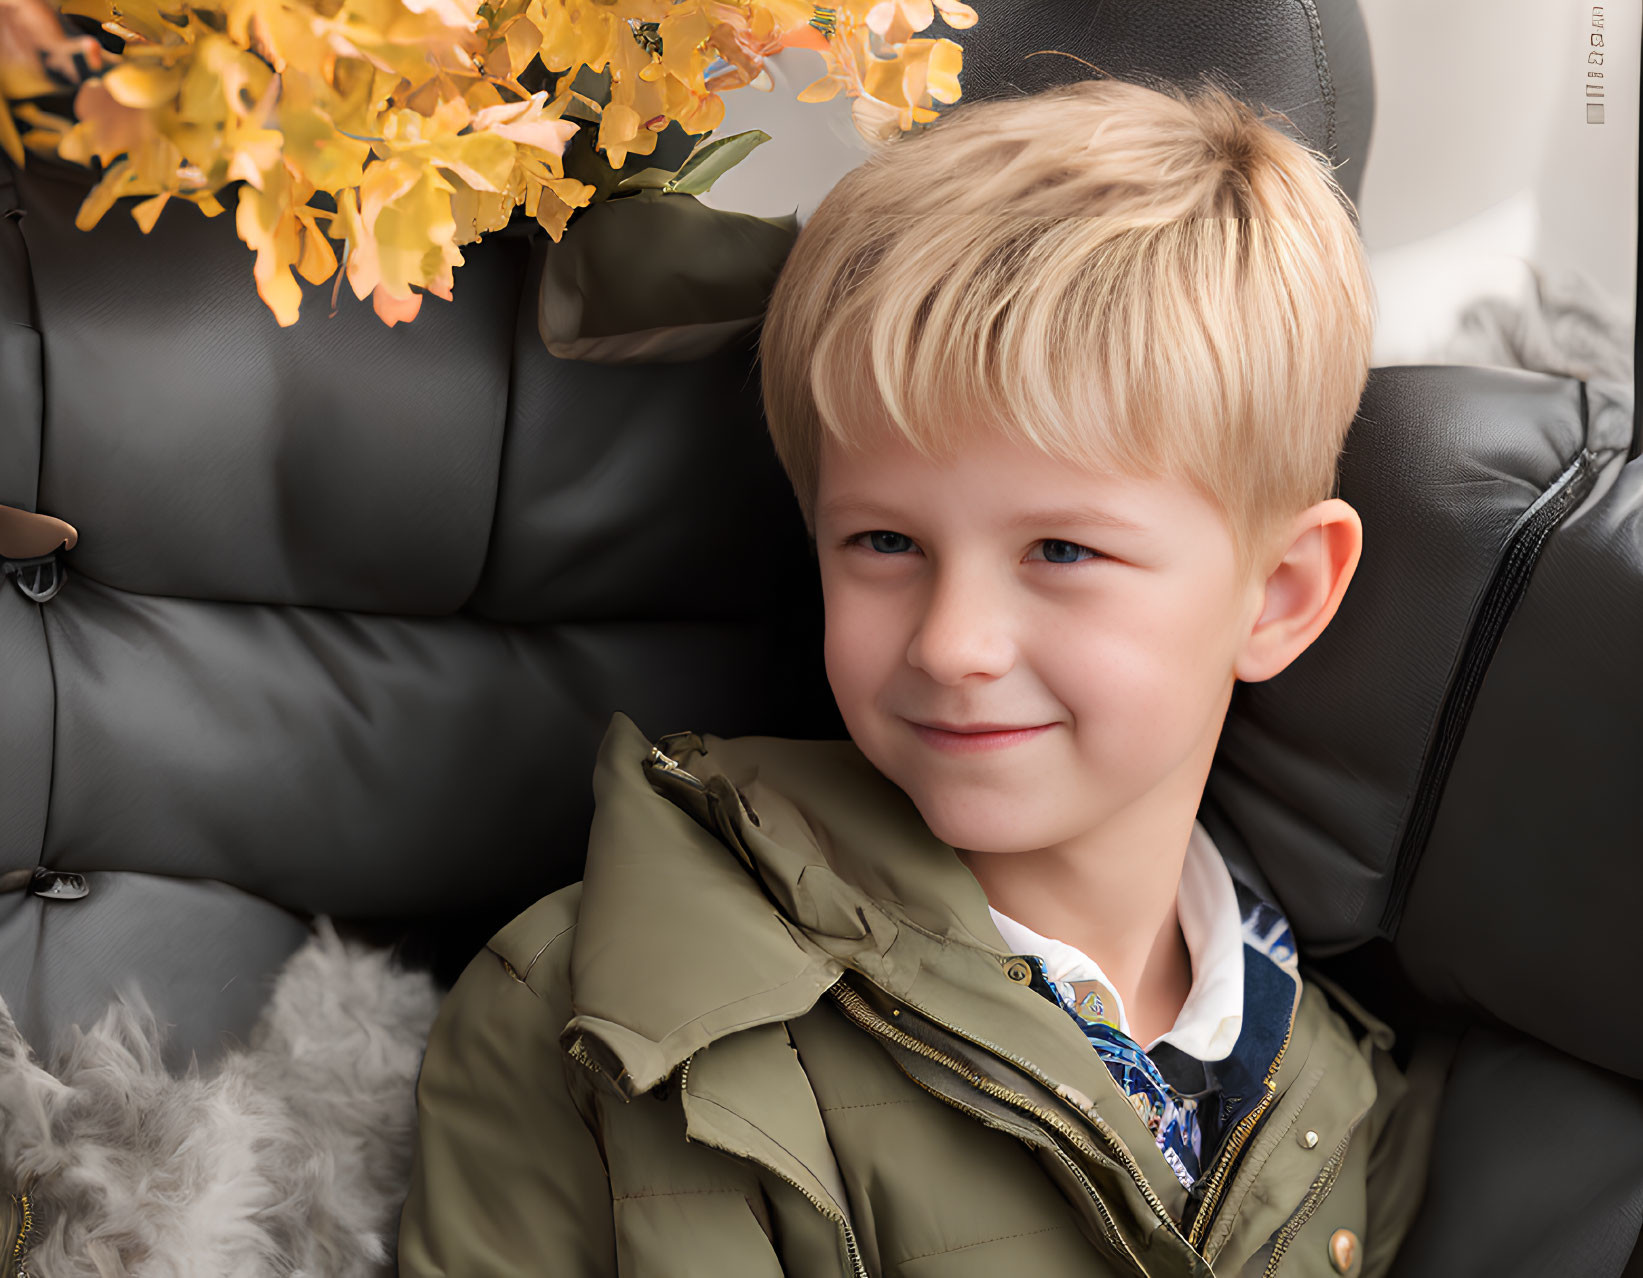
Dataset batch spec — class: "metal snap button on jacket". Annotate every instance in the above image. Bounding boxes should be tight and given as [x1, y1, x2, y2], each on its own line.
[1329, 1226, 1359, 1273]
[1003, 956, 1034, 984]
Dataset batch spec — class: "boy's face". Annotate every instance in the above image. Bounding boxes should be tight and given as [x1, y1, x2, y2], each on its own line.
[814, 428, 1274, 858]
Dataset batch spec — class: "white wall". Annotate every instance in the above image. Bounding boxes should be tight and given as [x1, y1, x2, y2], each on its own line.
[1356, 0, 1637, 366]
[694, 48, 870, 225]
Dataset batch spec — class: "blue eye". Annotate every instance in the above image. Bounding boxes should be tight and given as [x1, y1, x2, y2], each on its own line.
[1039, 539, 1100, 564]
[859, 531, 916, 554]
[847, 532, 1104, 561]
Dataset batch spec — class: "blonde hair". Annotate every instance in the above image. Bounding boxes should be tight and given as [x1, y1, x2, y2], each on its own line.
[758, 75, 1376, 580]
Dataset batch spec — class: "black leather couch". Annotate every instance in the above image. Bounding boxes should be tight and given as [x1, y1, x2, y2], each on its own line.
[2, 1, 1639, 1273]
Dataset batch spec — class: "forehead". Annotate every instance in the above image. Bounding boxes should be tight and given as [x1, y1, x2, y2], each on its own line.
[814, 428, 1216, 536]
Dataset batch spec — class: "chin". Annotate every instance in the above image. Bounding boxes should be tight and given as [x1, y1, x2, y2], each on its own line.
[900, 783, 1055, 856]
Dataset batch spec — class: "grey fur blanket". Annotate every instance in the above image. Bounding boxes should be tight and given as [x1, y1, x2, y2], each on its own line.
[0, 920, 440, 1277]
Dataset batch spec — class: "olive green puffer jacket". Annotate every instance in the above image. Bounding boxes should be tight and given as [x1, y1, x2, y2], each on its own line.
[398, 712, 1450, 1278]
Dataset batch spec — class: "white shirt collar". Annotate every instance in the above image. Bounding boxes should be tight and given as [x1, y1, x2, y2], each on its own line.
[987, 820, 1245, 1061]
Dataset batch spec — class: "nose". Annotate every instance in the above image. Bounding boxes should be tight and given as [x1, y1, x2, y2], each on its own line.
[904, 562, 1016, 684]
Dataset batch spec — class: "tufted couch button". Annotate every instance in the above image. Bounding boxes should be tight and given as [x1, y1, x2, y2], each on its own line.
[23, 868, 89, 901]
[0, 868, 90, 900]
[2, 555, 68, 604]
[1329, 1227, 1359, 1273]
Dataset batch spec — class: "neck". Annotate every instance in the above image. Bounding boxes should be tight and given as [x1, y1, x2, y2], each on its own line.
[957, 793, 1200, 1047]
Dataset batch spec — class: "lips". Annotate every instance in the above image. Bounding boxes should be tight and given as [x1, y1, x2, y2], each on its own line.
[908, 719, 1055, 754]
[917, 720, 1045, 734]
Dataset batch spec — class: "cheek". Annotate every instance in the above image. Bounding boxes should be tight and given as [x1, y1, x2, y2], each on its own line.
[1036, 593, 1227, 735]
[821, 577, 898, 709]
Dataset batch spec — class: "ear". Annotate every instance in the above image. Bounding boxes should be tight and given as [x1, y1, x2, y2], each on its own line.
[1234, 498, 1363, 683]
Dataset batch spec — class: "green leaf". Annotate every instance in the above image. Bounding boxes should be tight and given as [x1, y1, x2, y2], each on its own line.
[561, 115, 694, 207]
[612, 166, 678, 192]
[664, 128, 770, 196]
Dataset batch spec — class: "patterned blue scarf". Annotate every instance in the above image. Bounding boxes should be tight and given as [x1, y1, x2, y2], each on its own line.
[1019, 880, 1300, 1191]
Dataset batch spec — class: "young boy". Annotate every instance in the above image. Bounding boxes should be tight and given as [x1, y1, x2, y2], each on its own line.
[399, 77, 1442, 1278]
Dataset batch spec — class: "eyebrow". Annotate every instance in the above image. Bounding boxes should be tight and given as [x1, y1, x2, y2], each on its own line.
[817, 498, 1148, 533]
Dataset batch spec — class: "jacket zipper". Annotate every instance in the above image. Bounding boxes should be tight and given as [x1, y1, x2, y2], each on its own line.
[677, 1055, 870, 1278]
[913, 1071, 1143, 1268]
[829, 981, 1168, 1272]
[648, 745, 707, 791]
[860, 1036, 1147, 1274]
[834, 983, 1183, 1235]
[6, 1192, 32, 1278]
[1260, 1129, 1352, 1276]
[1378, 447, 1599, 938]
[1185, 1005, 1296, 1252]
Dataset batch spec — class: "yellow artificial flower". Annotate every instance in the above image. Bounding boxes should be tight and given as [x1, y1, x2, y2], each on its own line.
[4, 0, 976, 324]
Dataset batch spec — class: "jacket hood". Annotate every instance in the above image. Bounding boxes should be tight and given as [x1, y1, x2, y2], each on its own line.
[559, 711, 1017, 1096]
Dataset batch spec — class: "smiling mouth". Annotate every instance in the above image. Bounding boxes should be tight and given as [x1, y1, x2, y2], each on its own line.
[907, 720, 1055, 753]
[918, 721, 1044, 734]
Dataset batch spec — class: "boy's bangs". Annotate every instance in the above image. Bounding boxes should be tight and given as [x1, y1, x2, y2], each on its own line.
[805, 215, 1264, 535]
